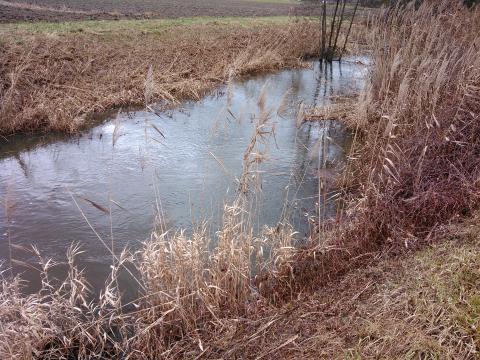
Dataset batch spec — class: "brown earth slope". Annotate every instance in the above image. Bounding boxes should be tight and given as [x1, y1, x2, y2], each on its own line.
[204, 216, 480, 359]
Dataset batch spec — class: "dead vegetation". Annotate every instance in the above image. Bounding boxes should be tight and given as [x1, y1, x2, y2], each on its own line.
[258, 0, 480, 303]
[191, 214, 480, 359]
[0, 20, 319, 134]
[1, 1, 480, 359]
[0, 83, 296, 359]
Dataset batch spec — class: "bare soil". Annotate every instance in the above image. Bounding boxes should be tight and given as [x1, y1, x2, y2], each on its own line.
[0, 0, 325, 23]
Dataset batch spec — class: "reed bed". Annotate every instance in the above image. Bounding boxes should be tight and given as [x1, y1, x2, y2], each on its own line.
[259, 0, 480, 301]
[0, 20, 319, 134]
[346, 0, 480, 258]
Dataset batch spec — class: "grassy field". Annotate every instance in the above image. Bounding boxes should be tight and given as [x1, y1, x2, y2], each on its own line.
[0, 15, 302, 34]
[0, 17, 322, 134]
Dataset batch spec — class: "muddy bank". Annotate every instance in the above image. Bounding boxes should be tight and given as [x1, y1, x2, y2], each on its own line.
[0, 0, 335, 23]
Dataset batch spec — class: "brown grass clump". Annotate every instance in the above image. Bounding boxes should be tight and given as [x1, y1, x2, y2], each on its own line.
[258, 1, 480, 302]
[128, 90, 298, 357]
[194, 215, 480, 359]
[345, 0, 480, 254]
[0, 20, 319, 134]
[0, 245, 134, 359]
[0, 88, 296, 359]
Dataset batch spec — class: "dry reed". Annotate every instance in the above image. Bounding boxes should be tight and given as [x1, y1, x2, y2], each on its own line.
[0, 86, 296, 359]
[3, 2, 478, 358]
[259, 0, 480, 303]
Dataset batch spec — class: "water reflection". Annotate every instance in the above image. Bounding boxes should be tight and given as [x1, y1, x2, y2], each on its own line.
[0, 57, 368, 295]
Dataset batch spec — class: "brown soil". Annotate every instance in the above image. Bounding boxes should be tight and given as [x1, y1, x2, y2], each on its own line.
[0, 0, 325, 23]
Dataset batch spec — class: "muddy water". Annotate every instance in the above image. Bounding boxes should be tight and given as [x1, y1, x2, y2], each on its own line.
[0, 58, 367, 296]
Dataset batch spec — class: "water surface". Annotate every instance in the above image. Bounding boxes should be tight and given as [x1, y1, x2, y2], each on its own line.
[0, 58, 367, 295]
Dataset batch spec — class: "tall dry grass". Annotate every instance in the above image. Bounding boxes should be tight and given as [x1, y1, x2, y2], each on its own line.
[0, 244, 134, 359]
[347, 0, 480, 249]
[4, 2, 478, 358]
[129, 86, 300, 356]
[0, 20, 319, 134]
[258, 0, 480, 302]
[0, 86, 298, 358]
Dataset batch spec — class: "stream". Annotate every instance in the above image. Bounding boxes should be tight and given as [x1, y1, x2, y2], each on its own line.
[0, 57, 368, 297]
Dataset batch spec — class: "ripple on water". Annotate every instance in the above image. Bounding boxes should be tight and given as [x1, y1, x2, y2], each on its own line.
[0, 57, 369, 296]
